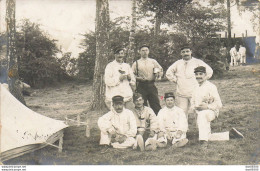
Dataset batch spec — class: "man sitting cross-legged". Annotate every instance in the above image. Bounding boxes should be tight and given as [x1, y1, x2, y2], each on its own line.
[191, 66, 244, 148]
[98, 95, 137, 152]
[157, 92, 189, 148]
[132, 93, 159, 151]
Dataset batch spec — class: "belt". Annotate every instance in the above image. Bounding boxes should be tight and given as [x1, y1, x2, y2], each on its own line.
[138, 80, 155, 84]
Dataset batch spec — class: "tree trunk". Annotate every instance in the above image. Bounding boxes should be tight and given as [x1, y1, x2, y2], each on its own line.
[126, 0, 137, 65]
[227, 0, 232, 48]
[90, 0, 109, 110]
[6, 0, 26, 105]
[154, 13, 161, 37]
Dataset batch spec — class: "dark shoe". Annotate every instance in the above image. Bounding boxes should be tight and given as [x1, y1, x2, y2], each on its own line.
[136, 134, 145, 151]
[100, 144, 110, 154]
[173, 138, 188, 148]
[229, 128, 244, 139]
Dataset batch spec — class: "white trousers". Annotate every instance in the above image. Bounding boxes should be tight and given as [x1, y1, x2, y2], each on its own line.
[157, 131, 186, 145]
[230, 56, 239, 66]
[99, 131, 136, 148]
[196, 110, 229, 141]
[240, 55, 246, 64]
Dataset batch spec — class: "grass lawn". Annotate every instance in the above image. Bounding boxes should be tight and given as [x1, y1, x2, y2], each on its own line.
[4, 64, 260, 165]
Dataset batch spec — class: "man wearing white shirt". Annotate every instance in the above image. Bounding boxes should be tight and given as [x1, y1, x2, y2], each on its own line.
[166, 45, 213, 122]
[98, 95, 137, 152]
[191, 66, 244, 147]
[104, 48, 136, 110]
[230, 43, 240, 66]
[239, 44, 246, 65]
[157, 92, 189, 148]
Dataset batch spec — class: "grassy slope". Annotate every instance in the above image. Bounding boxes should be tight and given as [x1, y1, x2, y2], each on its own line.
[5, 64, 260, 165]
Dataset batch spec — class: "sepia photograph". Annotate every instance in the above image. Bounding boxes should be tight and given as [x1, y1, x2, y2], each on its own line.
[0, 0, 259, 170]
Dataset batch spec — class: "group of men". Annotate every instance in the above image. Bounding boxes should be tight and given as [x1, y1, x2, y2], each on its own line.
[230, 43, 247, 66]
[98, 44, 244, 152]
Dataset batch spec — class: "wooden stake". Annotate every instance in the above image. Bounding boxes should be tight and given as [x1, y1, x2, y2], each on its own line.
[58, 135, 63, 153]
[65, 115, 68, 125]
[77, 114, 80, 127]
[85, 119, 90, 137]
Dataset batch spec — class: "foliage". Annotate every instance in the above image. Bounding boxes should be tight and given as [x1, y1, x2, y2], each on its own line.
[16, 20, 68, 87]
[138, 0, 192, 21]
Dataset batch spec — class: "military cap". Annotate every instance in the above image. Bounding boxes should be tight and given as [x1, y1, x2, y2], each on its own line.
[164, 92, 175, 99]
[194, 66, 206, 73]
[112, 95, 124, 104]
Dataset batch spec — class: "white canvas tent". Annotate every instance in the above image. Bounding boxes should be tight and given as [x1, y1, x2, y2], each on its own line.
[0, 84, 68, 162]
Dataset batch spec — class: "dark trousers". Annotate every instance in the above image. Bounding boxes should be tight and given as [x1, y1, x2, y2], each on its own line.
[137, 82, 161, 115]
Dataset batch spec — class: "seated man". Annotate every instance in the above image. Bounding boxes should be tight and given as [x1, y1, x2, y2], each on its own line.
[132, 93, 159, 151]
[157, 92, 189, 148]
[98, 95, 137, 152]
[191, 66, 244, 148]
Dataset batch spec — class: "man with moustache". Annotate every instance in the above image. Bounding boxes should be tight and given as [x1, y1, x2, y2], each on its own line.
[132, 45, 163, 115]
[166, 45, 213, 124]
[191, 66, 244, 148]
[98, 95, 137, 152]
[104, 47, 136, 110]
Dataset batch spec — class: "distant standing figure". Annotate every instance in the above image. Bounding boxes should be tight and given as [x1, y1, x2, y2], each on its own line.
[239, 44, 246, 65]
[132, 44, 163, 115]
[254, 43, 260, 60]
[230, 43, 240, 66]
[104, 48, 136, 110]
[219, 43, 229, 70]
[166, 45, 213, 123]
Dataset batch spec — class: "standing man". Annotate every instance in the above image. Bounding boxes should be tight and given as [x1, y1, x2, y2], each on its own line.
[239, 44, 246, 65]
[230, 43, 240, 66]
[104, 48, 136, 110]
[166, 45, 213, 123]
[132, 45, 163, 115]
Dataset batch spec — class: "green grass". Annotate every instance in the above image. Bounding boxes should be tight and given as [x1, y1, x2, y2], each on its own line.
[4, 64, 260, 165]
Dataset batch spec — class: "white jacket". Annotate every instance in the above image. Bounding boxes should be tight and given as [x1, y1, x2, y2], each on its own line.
[98, 108, 137, 138]
[239, 47, 246, 57]
[104, 60, 136, 102]
[230, 47, 240, 59]
[191, 80, 222, 116]
[166, 57, 213, 98]
[157, 106, 188, 133]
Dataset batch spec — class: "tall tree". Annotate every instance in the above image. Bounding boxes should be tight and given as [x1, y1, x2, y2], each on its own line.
[91, 0, 110, 110]
[6, 0, 25, 105]
[126, 0, 137, 65]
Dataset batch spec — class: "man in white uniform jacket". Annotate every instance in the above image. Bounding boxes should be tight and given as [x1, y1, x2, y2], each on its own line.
[166, 45, 213, 122]
[191, 66, 244, 147]
[230, 43, 240, 66]
[157, 92, 189, 148]
[104, 48, 136, 110]
[98, 95, 137, 151]
[239, 44, 246, 65]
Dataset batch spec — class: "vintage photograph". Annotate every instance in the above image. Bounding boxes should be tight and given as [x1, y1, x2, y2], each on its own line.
[0, 0, 259, 168]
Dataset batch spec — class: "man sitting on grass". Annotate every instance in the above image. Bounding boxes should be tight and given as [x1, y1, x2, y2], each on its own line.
[157, 92, 189, 148]
[191, 66, 244, 148]
[132, 93, 159, 151]
[98, 95, 137, 152]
